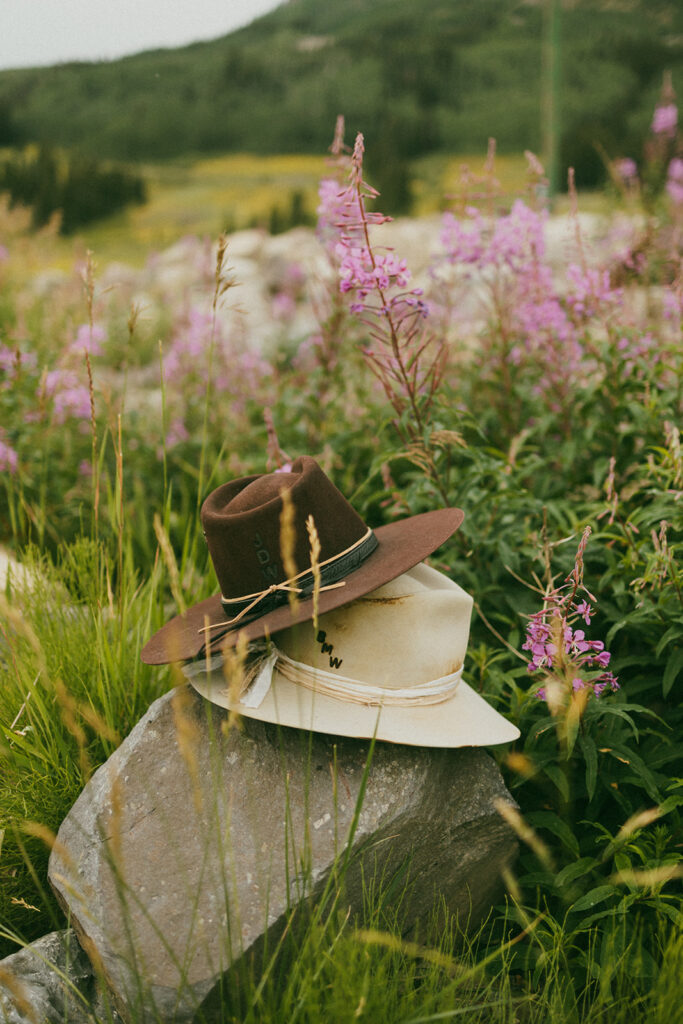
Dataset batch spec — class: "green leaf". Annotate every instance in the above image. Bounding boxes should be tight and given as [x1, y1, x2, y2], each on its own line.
[554, 857, 596, 890]
[542, 763, 571, 802]
[531, 720, 557, 740]
[655, 624, 683, 658]
[526, 810, 580, 858]
[608, 743, 664, 802]
[569, 884, 619, 914]
[652, 901, 683, 927]
[593, 704, 639, 740]
[572, 906, 628, 931]
[662, 647, 683, 698]
[659, 789, 683, 814]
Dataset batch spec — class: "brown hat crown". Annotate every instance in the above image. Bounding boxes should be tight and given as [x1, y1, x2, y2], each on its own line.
[201, 457, 375, 617]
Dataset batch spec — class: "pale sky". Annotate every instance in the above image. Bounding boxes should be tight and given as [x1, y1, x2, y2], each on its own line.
[1, 0, 284, 70]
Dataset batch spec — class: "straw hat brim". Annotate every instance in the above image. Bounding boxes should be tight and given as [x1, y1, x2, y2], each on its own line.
[188, 668, 520, 748]
[141, 507, 464, 665]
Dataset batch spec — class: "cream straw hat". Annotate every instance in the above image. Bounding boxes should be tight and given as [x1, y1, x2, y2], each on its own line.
[185, 563, 520, 748]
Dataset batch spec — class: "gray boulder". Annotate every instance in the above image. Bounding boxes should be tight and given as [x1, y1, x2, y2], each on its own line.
[0, 929, 121, 1023]
[49, 686, 517, 1023]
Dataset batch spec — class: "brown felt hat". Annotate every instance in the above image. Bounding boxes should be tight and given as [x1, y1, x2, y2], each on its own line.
[141, 455, 464, 665]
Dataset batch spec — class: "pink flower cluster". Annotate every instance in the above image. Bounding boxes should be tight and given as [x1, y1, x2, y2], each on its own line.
[440, 200, 586, 406]
[438, 196, 636, 414]
[524, 611, 619, 699]
[617, 331, 659, 379]
[441, 200, 548, 274]
[666, 158, 683, 206]
[338, 245, 416, 314]
[0, 436, 18, 474]
[565, 263, 622, 322]
[614, 157, 638, 183]
[69, 323, 106, 357]
[328, 134, 427, 322]
[318, 131, 444, 436]
[317, 177, 364, 256]
[651, 103, 678, 137]
[161, 304, 272, 451]
[44, 369, 91, 423]
[0, 345, 37, 376]
[523, 528, 619, 701]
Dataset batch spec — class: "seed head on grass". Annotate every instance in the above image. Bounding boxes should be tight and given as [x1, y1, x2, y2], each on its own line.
[494, 799, 555, 873]
[212, 233, 236, 317]
[221, 630, 249, 734]
[80, 249, 96, 331]
[306, 514, 321, 631]
[153, 513, 186, 616]
[84, 349, 99, 531]
[264, 407, 292, 471]
[171, 685, 203, 814]
[280, 486, 299, 616]
[21, 821, 73, 871]
[54, 677, 90, 780]
[0, 966, 37, 1023]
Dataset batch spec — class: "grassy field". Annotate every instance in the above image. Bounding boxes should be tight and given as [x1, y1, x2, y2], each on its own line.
[2, 146, 611, 273]
[31, 151, 540, 268]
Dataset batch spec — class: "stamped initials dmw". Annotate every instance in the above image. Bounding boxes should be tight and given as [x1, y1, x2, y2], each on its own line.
[316, 630, 342, 670]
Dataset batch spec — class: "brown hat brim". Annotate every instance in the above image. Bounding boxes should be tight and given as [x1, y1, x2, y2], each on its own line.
[141, 507, 464, 665]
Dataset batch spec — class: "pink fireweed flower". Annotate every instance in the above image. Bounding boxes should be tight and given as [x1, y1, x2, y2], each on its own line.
[651, 103, 678, 136]
[617, 331, 659, 379]
[439, 199, 587, 410]
[666, 158, 683, 206]
[325, 130, 443, 435]
[160, 303, 272, 452]
[0, 345, 37, 378]
[165, 418, 190, 449]
[43, 369, 92, 423]
[0, 345, 16, 372]
[70, 323, 106, 356]
[576, 600, 592, 624]
[662, 287, 683, 325]
[338, 245, 413, 299]
[317, 177, 364, 254]
[0, 437, 18, 474]
[614, 157, 638, 182]
[441, 200, 549, 274]
[523, 527, 619, 702]
[440, 208, 486, 265]
[565, 263, 622, 322]
[271, 292, 297, 321]
[54, 385, 92, 423]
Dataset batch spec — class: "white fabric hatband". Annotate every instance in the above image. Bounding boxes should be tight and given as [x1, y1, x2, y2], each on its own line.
[182, 645, 463, 710]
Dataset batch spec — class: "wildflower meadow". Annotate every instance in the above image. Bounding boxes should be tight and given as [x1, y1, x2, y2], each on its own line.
[0, 102, 682, 1022]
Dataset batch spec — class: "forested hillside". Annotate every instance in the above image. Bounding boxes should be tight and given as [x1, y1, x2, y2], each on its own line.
[0, 0, 681, 186]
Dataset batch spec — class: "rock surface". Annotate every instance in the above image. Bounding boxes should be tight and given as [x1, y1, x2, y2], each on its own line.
[49, 686, 517, 1023]
[0, 929, 121, 1024]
